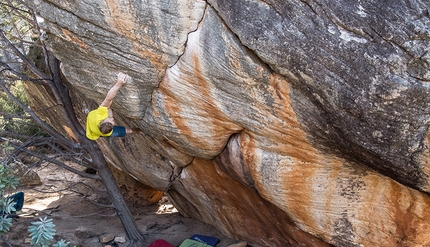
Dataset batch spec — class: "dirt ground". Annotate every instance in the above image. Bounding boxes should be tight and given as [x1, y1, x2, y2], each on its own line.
[0, 162, 247, 247]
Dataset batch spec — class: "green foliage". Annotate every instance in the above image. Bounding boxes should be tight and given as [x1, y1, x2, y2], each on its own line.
[0, 164, 18, 235]
[53, 239, 70, 247]
[0, 1, 34, 53]
[28, 217, 69, 247]
[28, 216, 56, 247]
[0, 1, 46, 138]
[0, 81, 45, 137]
[0, 216, 12, 235]
[0, 170, 17, 235]
[1, 197, 17, 214]
[0, 81, 29, 111]
[0, 164, 19, 191]
[1, 141, 14, 153]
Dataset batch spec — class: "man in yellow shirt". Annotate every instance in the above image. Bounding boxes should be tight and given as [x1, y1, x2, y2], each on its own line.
[86, 72, 139, 140]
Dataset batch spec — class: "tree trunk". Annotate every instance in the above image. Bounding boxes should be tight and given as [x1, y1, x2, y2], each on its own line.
[87, 142, 145, 245]
[47, 55, 145, 245]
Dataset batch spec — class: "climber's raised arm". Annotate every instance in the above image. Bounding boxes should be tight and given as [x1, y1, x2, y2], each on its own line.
[85, 72, 141, 140]
[101, 72, 128, 108]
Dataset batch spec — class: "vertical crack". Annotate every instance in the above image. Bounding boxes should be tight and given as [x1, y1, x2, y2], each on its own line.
[168, 3, 208, 69]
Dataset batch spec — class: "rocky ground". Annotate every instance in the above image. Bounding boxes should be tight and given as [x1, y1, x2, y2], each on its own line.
[0, 162, 252, 247]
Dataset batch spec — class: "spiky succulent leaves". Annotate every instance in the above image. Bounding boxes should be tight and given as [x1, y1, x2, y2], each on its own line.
[53, 239, 70, 247]
[0, 164, 19, 236]
[0, 215, 13, 235]
[28, 217, 56, 247]
[1, 197, 17, 215]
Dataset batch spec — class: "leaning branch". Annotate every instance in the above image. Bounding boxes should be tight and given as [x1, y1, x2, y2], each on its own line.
[0, 29, 48, 80]
[8, 141, 101, 180]
[0, 130, 32, 141]
[0, 112, 33, 119]
[0, 61, 49, 86]
[0, 79, 76, 150]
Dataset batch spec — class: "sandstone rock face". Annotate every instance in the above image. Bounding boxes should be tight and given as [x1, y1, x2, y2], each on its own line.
[25, 0, 430, 246]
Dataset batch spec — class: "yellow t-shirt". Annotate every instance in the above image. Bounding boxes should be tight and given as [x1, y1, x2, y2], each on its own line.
[85, 106, 113, 140]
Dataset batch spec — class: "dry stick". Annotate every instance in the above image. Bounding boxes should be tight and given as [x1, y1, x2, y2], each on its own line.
[0, 30, 46, 80]
[0, 31, 73, 150]
[39, 194, 115, 215]
[0, 134, 36, 165]
[31, 181, 106, 195]
[0, 79, 76, 151]
[7, 141, 100, 180]
[1, 236, 13, 247]
[0, 130, 32, 143]
[0, 112, 33, 119]
[0, 30, 68, 145]
[22, 206, 116, 218]
[0, 0, 34, 24]
[43, 141, 94, 169]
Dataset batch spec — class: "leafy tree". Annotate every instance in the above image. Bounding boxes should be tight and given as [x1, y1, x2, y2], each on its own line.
[0, 1, 145, 246]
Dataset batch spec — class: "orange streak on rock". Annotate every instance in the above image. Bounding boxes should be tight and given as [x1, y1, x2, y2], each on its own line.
[390, 180, 430, 245]
[104, 0, 135, 33]
[353, 174, 430, 246]
[179, 158, 331, 247]
[160, 76, 188, 136]
[237, 76, 430, 245]
[258, 73, 319, 163]
[156, 51, 242, 156]
[104, 0, 166, 70]
[61, 29, 87, 50]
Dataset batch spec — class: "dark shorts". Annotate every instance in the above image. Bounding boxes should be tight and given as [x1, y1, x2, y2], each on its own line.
[110, 126, 126, 137]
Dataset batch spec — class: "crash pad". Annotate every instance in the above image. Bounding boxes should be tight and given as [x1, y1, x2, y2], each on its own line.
[179, 239, 212, 247]
[148, 239, 174, 247]
[190, 234, 219, 246]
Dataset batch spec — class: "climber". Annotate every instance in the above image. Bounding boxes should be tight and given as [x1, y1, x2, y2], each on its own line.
[85, 72, 141, 140]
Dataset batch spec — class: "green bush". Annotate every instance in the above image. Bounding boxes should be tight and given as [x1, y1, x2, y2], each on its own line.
[0, 81, 29, 111]
[0, 81, 46, 137]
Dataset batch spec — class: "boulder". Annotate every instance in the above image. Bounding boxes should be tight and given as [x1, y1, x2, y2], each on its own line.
[12, 162, 42, 187]
[99, 233, 115, 244]
[25, 0, 430, 246]
[75, 226, 95, 239]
